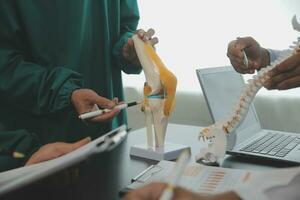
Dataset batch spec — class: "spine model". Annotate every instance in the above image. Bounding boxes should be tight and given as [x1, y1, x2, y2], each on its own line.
[202, 52, 291, 138]
[196, 16, 300, 164]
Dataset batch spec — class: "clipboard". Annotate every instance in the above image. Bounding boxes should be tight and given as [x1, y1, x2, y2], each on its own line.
[0, 125, 128, 196]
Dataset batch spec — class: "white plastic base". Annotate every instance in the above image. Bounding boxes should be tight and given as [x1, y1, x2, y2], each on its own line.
[130, 143, 191, 161]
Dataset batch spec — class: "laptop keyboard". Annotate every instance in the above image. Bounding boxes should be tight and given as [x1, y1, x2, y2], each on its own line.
[240, 132, 300, 157]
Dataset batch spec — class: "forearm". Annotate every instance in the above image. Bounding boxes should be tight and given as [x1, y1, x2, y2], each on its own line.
[0, 50, 83, 114]
[0, 8, 83, 115]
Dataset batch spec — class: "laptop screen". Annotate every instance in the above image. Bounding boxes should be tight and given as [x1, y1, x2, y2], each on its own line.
[196, 66, 261, 145]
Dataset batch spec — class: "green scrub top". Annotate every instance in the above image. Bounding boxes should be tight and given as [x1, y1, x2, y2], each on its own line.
[0, 0, 142, 166]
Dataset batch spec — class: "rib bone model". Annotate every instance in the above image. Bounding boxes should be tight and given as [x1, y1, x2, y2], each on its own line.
[196, 16, 300, 164]
[132, 34, 177, 148]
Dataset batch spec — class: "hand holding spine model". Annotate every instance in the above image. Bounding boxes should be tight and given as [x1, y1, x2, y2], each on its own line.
[132, 34, 177, 148]
[196, 16, 300, 164]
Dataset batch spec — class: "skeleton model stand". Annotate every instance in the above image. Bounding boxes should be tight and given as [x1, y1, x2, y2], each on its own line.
[196, 15, 300, 165]
[130, 34, 190, 161]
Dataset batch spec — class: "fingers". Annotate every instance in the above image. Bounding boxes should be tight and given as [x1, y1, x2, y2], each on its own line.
[265, 54, 300, 90]
[58, 137, 91, 154]
[124, 28, 158, 66]
[228, 53, 255, 74]
[26, 143, 63, 165]
[227, 40, 243, 59]
[148, 37, 159, 46]
[144, 28, 155, 40]
[276, 76, 300, 90]
[136, 29, 146, 39]
[25, 153, 41, 166]
[94, 96, 116, 109]
[269, 54, 300, 77]
[227, 40, 251, 73]
[266, 75, 300, 90]
[124, 182, 166, 200]
[227, 37, 261, 74]
[53, 137, 91, 156]
[265, 72, 294, 89]
[136, 28, 152, 41]
[82, 96, 120, 123]
[124, 182, 201, 200]
[136, 28, 159, 45]
[112, 97, 119, 105]
[71, 137, 91, 150]
[235, 36, 254, 50]
[26, 138, 91, 166]
[90, 108, 120, 123]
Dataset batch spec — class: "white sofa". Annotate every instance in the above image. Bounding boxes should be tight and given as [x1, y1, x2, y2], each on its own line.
[124, 87, 300, 133]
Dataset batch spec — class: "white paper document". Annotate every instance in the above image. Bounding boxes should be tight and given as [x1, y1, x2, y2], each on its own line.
[127, 160, 256, 194]
[127, 160, 300, 196]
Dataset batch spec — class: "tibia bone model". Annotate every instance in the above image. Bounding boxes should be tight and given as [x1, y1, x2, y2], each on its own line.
[132, 34, 177, 148]
[196, 16, 300, 164]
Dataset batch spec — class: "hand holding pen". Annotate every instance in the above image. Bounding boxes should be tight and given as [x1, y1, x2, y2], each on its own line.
[71, 89, 121, 122]
[79, 101, 142, 120]
[159, 149, 191, 200]
[227, 37, 270, 74]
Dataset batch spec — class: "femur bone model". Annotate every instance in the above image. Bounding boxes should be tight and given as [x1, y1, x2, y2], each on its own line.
[132, 34, 177, 148]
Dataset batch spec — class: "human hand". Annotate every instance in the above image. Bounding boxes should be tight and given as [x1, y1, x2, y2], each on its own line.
[124, 182, 241, 200]
[227, 37, 269, 74]
[71, 89, 120, 122]
[124, 182, 200, 200]
[26, 137, 91, 165]
[123, 28, 159, 66]
[265, 53, 300, 90]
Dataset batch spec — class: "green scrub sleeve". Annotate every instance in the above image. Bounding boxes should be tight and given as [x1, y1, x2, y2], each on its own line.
[0, 4, 83, 115]
[0, 49, 83, 115]
[0, 129, 41, 172]
[113, 0, 142, 74]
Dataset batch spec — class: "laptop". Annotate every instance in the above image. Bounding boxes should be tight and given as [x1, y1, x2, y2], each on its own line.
[196, 66, 300, 164]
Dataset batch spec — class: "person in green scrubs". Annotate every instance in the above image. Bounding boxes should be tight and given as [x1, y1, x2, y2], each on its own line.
[0, 0, 158, 170]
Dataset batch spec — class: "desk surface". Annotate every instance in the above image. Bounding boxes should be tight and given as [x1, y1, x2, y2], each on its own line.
[2, 124, 295, 200]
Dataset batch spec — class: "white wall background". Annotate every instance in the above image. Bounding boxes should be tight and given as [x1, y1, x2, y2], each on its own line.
[122, 0, 300, 97]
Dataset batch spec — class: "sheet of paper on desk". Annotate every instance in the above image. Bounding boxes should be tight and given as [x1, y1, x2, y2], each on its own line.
[179, 163, 253, 193]
[128, 160, 257, 194]
[127, 160, 300, 195]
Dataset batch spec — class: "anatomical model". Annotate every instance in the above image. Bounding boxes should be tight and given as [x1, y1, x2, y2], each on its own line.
[196, 16, 300, 165]
[132, 34, 177, 149]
